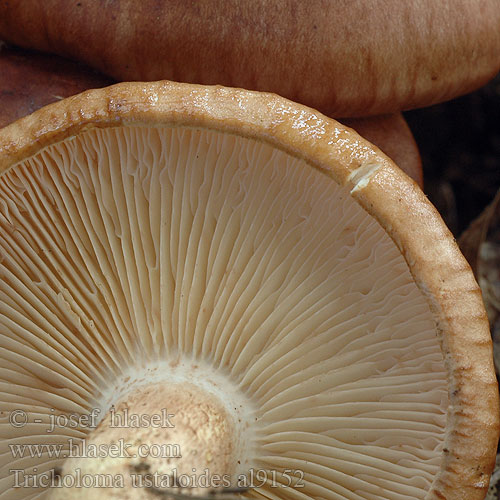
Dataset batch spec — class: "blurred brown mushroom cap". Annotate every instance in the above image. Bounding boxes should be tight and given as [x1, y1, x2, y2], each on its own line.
[0, 44, 112, 128]
[0, 0, 498, 117]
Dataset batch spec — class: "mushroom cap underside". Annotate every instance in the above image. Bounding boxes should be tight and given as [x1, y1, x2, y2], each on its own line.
[0, 81, 497, 500]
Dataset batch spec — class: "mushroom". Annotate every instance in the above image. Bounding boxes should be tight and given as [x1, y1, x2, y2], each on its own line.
[0, 44, 423, 186]
[0, 81, 497, 499]
[0, 44, 112, 128]
[0, 0, 499, 117]
[341, 114, 423, 188]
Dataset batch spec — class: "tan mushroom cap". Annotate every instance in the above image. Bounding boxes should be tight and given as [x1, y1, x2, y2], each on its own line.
[0, 81, 497, 499]
[0, 0, 499, 117]
[340, 114, 423, 188]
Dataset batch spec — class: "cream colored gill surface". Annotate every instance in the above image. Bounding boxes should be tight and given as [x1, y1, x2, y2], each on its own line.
[0, 126, 447, 499]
